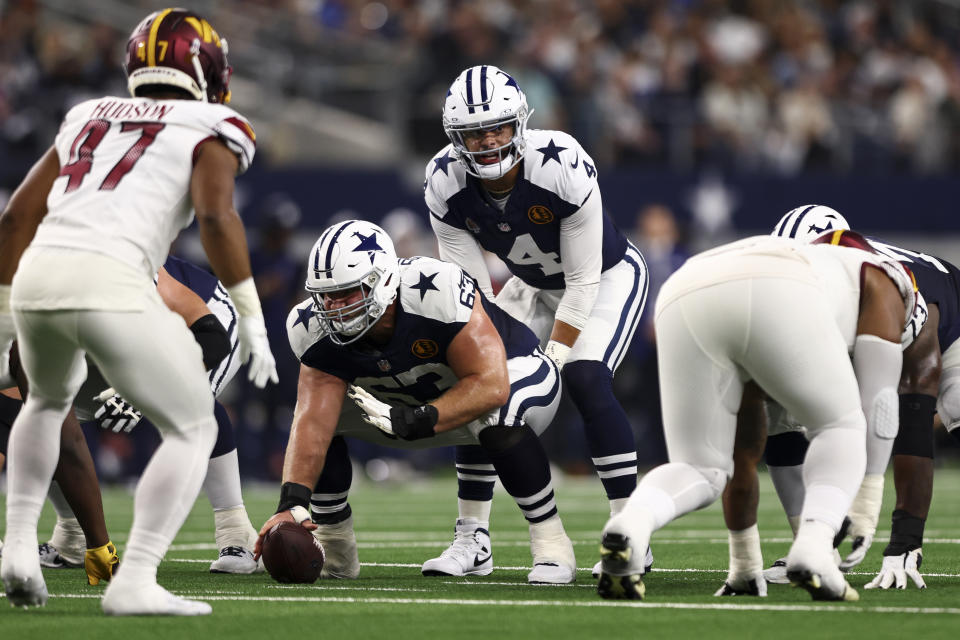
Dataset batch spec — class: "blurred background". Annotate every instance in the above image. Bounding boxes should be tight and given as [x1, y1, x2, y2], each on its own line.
[2, 0, 960, 483]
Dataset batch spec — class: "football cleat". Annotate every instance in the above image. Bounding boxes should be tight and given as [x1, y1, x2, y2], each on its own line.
[209, 546, 262, 574]
[312, 515, 360, 579]
[2, 542, 49, 608]
[592, 545, 653, 579]
[102, 578, 211, 616]
[528, 521, 576, 584]
[422, 518, 493, 577]
[714, 570, 768, 597]
[786, 533, 858, 602]
[38, 542, 82, 569]
[763, 558, 790, 585]
[596, 533, 645, 600]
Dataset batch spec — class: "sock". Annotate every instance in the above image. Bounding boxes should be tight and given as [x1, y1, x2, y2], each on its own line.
[311, 436, 352, 525]
[769, 464, 805, 531]
[210, 400, 237, 458]
[5, 397, 70, 549]
[481, 425, 558, 524]
[801, 423, 866, 531]
[120, 417, 217, 582]
[609, 497, 628, 516]
[213, 505, 257, 550]
[203, 449, 244, 511]
[564, 361, 638, 500]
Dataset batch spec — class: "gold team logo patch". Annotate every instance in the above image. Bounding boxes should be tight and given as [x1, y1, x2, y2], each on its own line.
[528, 205, 554, 224]
[411, 339, 439, 359]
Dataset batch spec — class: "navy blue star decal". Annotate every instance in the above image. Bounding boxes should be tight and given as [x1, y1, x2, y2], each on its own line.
[536, 139, 567, 166]
[353, 231, 384, 253]
[294, 304, 313, 330]
[432, 152, 455, 176]
[498, 71, 521, 95]
[410, 271, 440, 300]
[808, 222, 832, 235]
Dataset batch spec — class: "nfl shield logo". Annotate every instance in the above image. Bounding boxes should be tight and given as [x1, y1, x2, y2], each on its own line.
[377, 359, 391, 372]
[466, 218, 480, 233]
[497, 222, 511, 232]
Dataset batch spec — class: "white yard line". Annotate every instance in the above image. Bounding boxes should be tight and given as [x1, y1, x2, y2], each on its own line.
[31, 592, 960, 614]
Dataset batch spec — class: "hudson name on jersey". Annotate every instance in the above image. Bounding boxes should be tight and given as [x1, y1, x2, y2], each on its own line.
[425, 129, 626, 290]
[33, 97, 255, 277]
[287, 257, 539, 407]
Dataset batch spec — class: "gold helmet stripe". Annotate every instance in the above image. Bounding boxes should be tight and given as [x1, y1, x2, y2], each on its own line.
[829, 229, 845, 245]
[147, 8, 174, 67]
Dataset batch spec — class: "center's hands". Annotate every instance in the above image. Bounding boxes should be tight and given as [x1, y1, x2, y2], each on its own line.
[253, 506, 317, 561]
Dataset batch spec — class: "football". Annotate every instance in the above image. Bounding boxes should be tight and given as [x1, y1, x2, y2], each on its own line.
[261, 521, 325, 584]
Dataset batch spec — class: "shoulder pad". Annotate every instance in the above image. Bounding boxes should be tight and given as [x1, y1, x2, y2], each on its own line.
[524, 129, 596, 208]
[424, 145, 466, 218]
[398, 257, 475, 325]
[183, 103, 256, 174]
[286, 299, 326, 360]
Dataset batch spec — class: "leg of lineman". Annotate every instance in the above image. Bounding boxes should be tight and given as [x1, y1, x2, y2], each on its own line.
[600, 278, 862, 601]
[83, 299, 218, 616]
[309, 436, 360, 580]
[202, 402, 261, 574]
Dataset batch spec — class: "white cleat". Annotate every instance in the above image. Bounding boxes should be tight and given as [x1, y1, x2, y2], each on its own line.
[763, 557, 790, 585]
[422, 518, 492, 577]
[786, 534, 858, 602]
[312, 515, 360, 579]
[209, 546, 263, 574]
[528, 522, 576, 584]
[592, 545, 653, 579]
[38, 543, 82, 569]
[2, 543, 49, 608]
[102, 580, 211, 616]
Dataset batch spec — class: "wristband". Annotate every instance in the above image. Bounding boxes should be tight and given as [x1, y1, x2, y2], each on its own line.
[388, 404, 439, 441]
[276, 481, 312, 513]
[884, 509, 925, 556]
[226, 277, 263, 318]
[189, 314, 231, 369]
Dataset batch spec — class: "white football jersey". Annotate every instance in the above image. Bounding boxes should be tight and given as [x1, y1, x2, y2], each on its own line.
[32, 97, 256, 277]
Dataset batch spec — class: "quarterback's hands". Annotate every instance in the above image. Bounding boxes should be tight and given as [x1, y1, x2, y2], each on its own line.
[864, 549, 926, 590]
[85, 541, 119, 586]
[347, 385, 438, 441]
[253, 508, 316, 560]
[93, 388, 143, 433]
[543, 340, 571, 371]
[714, 571, 768, 597]
[238, 315, 279, 388]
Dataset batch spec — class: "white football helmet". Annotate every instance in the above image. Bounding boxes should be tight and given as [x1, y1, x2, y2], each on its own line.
[305, 220, 400, 345]
[442, 65, 533, 179]
[772, 204, 850, 242]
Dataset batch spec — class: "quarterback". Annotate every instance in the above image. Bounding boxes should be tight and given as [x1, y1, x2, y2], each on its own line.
[425, 65, 649, 577]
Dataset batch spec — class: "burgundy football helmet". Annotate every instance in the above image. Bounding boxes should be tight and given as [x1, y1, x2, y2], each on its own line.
[124, 8, 232, 104]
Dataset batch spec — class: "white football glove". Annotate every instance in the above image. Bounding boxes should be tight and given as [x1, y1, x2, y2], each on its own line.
[838, 474, 882, 571]
[838, 532, 874, 571]
[543, 340, 571, 371]
[238, 315, 278, 388]
[93, 388, 143, 433]
[864, 549, 926, 590]
[346, 385, 394, 436]
[0, 312, 16, 388]
[714, 571, 767, 597]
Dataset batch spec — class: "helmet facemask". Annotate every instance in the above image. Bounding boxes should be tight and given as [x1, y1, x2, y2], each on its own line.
[445, 108, 531, 179]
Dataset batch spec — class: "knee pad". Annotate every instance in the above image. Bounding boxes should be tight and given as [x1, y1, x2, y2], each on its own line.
[764, 431, 809, 466]
[478, 424, 531, 454]
[938, 367, 960, 432]
[892, 394, 935, 458]
[693, 464, 728, 500]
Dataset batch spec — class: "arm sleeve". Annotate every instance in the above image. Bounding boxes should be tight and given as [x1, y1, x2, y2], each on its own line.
[554, 189, 603, 330]
[429, 213, 495, 300]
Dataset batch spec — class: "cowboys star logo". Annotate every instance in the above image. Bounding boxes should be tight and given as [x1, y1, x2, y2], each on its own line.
[411, 339, 439, 359]
[528, 205, 554, 224]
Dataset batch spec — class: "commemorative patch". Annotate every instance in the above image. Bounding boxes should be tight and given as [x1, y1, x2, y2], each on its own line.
[411, 339, 439, 359]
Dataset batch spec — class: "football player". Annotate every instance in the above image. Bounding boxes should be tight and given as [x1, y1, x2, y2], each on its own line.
[424, 65, 649, 577]
[598, 232, 916, 601]
[757, 205, 956, 589]
[37, 256, 262, 575]
[254, 220, 578, 584]
[0, 8, 277, 616]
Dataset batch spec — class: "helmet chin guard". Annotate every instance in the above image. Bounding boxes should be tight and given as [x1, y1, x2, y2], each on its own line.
[443, 65, 532, 179]
[305, 220, 400, 345]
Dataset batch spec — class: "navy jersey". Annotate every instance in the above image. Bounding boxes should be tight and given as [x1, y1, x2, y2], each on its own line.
[869, 240, 960, 349]
[287, 257, 539, 407]
[425, 129, 627, 290]
[163, 255, 219, 301]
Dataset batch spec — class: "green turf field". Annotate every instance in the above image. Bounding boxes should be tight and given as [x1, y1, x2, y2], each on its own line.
[2, 467, 959, 639]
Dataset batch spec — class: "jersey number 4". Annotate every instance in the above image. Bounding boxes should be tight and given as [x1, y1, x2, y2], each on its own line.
[59, 119, 166, 193]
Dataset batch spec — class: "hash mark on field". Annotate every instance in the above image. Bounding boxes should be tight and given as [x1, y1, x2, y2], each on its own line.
[31, 593, 960, 614]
